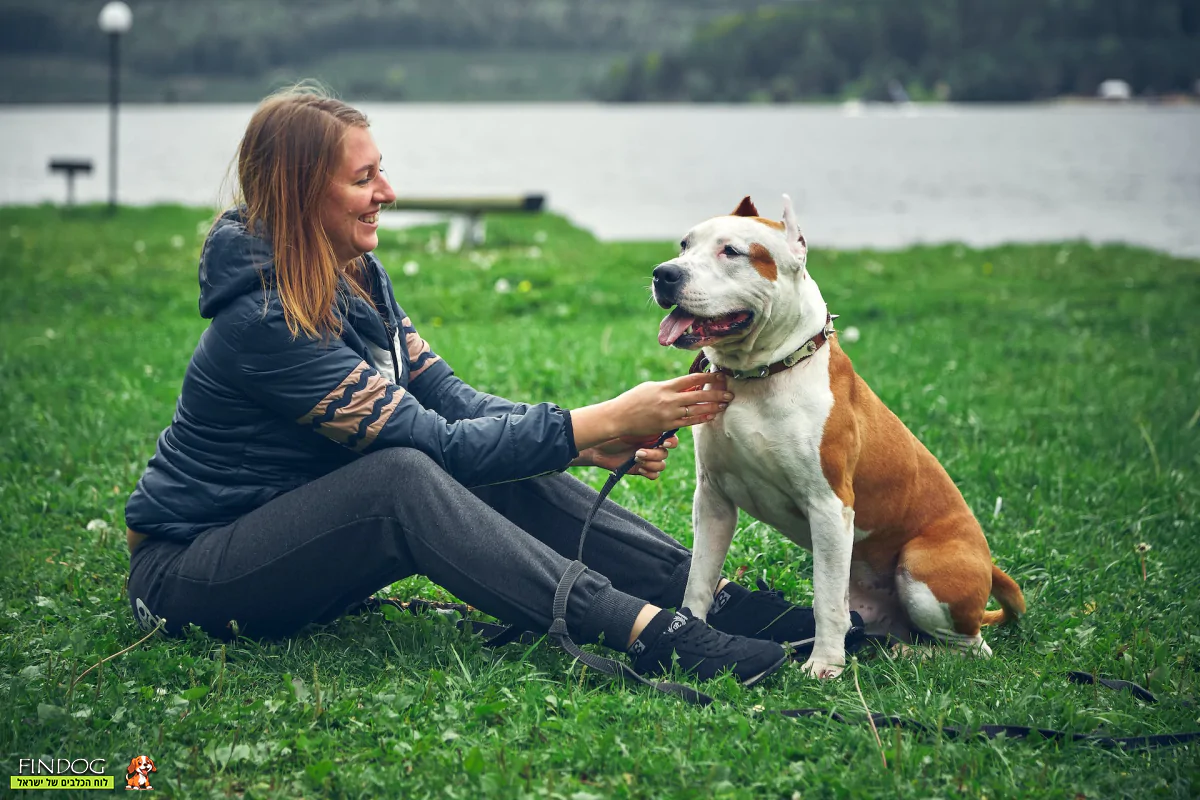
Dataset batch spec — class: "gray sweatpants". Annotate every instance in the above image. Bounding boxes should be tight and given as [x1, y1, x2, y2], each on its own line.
[127, 448, 693, 648]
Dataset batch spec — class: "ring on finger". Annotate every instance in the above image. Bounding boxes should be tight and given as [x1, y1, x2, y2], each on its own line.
[683, 405, 691, 418]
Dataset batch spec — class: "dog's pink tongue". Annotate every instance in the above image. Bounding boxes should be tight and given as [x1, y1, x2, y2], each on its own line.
[658, 308, 696, 346]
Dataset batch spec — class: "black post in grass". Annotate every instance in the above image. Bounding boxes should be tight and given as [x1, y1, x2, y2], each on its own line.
[98, 2, 132, 214]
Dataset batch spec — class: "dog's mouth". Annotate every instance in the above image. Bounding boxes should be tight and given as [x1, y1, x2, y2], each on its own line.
[658, 307, 753, 349]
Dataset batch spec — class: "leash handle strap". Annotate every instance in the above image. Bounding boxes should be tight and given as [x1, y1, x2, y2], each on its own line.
[549, 558, 714, 706]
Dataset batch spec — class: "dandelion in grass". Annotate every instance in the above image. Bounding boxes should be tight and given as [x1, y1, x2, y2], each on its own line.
[494, 278, 511, 294]
[842, 325, 861, 344]
[402, 260, 420, 277]
[85, 519, 109, 531]
[44, 328, 57, 340]
[1136, 542, 1152, 581]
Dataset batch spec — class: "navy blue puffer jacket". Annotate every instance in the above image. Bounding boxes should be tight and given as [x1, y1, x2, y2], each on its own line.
[125, 210, 577, 543]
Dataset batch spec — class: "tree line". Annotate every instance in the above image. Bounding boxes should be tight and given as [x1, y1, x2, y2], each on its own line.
[0, 0, 798, 80]
[597, 0, 1200, 102]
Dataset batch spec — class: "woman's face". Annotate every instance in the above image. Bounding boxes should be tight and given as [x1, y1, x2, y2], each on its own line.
[319, 126, 396, 264]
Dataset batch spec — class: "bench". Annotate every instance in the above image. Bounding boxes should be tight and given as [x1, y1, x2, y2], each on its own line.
[384, 194, 545, 251]
[48, 158, 94, 207]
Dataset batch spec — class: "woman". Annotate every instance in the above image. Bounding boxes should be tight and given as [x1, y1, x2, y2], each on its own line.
[124, 88, 815, 686]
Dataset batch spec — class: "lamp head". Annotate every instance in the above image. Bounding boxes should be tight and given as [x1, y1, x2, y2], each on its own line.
[98, 1, 133, 34]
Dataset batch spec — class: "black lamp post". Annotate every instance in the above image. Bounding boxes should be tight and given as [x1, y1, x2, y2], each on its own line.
[98, 1, 132, 213]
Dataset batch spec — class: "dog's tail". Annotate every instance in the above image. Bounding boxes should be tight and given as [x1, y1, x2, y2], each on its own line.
[981, 565, 1025, 626]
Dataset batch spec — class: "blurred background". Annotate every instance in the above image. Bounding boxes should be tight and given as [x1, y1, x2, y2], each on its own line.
[1, 0, 1198, 253]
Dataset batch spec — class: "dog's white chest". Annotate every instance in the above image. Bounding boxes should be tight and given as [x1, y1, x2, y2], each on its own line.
[695, 355, 835, 546]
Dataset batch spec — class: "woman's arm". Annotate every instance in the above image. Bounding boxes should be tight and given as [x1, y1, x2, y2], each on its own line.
[214, 310, 576, 487]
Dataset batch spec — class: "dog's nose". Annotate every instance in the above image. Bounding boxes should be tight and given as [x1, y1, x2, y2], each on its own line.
[653, 262, 684, 287]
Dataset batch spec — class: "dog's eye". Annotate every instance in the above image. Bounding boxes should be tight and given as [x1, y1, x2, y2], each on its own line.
[722, 244, 741, 258]
[679, 239, 688, 252]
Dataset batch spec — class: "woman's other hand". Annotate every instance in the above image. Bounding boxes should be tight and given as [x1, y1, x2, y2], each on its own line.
[571, 435, 680, 479]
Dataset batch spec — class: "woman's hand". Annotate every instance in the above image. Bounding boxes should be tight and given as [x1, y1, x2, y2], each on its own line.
[569, 372, 733, 454]
[611, 372, 732, 437]
[571, 435, 680, 479]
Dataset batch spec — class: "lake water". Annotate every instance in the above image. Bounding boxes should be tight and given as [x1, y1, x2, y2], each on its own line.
[2, 102, 1198, 256]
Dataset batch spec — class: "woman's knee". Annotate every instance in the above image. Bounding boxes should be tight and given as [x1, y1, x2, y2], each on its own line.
[353, 447, 458, 515]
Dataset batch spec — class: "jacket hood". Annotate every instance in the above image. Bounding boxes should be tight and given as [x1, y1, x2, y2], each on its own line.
[198, 209, 275, 319]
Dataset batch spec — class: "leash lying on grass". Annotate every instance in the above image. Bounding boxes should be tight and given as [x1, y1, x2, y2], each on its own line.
[369, 426, 1199, 750]
[377, 598, 1199, 751]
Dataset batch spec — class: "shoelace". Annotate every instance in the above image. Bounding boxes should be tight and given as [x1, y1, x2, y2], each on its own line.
[668, 616, 739, 659]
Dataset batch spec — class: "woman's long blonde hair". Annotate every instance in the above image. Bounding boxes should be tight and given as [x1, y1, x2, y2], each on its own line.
[234, 85, 372, 340]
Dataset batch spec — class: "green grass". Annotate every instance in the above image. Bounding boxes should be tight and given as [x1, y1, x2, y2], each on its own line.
[1, 205, 1198, 798]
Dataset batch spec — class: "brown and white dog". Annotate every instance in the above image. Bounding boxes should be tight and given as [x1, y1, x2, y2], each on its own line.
[124, 755, 156, 790]
[653, 196, 1025, 678]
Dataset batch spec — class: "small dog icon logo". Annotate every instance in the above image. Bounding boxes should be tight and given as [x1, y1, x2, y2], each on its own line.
[125, 755, 156, 790]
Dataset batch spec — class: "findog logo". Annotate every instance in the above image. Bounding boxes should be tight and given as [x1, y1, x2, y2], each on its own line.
[124, 755, 156, 791]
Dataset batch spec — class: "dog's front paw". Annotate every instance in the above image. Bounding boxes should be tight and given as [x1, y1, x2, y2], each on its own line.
[799, 657, 845, 680]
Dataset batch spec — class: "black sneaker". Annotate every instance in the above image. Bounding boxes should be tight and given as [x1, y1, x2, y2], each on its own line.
[708, 580, 866, 655]
[628, 609, 787, 687]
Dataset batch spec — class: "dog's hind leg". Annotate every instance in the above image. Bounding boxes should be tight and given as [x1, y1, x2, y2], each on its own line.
[896, 534, 994, 657]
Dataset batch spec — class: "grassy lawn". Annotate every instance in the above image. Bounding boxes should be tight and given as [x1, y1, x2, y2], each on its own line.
[1, 205, 1198, 798]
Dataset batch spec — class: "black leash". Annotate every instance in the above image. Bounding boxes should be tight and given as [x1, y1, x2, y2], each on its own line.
[385, 599, 1198, 750]
[772, 670, 1199, 750]
[483, 429, 721, 704]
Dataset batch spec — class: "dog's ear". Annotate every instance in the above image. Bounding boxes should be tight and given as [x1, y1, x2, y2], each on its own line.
[731, 196, 758, 217]
[126, 758, 139, 774]
[147, 758, 157, 772]
[781, 194, 807, 259]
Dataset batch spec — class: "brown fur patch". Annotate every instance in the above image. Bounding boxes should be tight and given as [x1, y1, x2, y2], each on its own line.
[818, 339, 1023, 635]
[748, 242, 778, 281]
[750, 216, 784, 231]
[732, 196, 758, 216]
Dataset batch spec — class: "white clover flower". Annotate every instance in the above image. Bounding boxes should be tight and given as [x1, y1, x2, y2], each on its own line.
[841, 326, 861, 343]
[402, 260, 420, 276]
[86, 519, 109, 531]
[494, 278, 511, 294]
[171, 235, 185, 249]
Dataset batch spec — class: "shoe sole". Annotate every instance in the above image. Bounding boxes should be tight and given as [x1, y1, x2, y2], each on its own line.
[739, 649, 789, 688]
